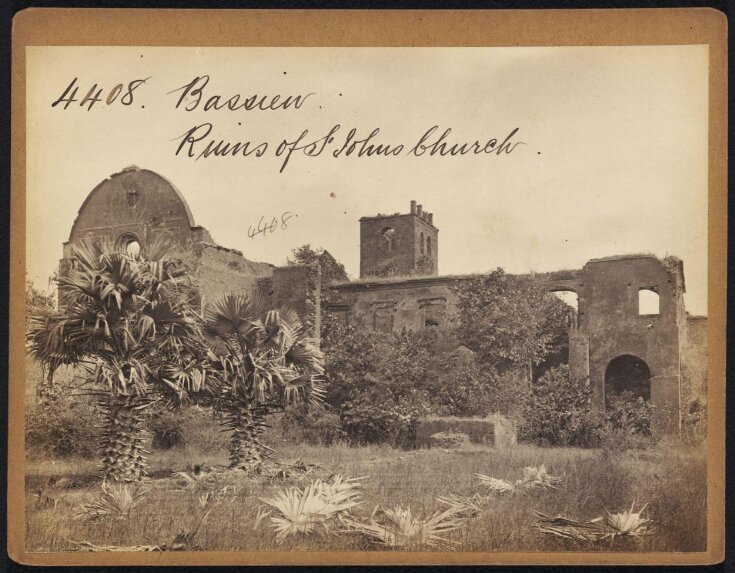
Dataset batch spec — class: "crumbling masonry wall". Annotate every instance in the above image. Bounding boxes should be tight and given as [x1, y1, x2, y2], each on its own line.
[331, 254, 704, 433]
[59, 167, 318, 338]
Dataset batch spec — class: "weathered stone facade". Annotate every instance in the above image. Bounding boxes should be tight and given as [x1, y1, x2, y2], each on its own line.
[61, 169, 707, 432]
[359, 200, 438, 278]
[59, 166, 319, 337]
[330, 206, 708, 433]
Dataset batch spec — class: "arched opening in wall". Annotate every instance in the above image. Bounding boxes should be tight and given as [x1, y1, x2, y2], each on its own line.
[427, 236, 432, 256]
[551, 290, 578, 312]
[118, 233, 142, 258]
[381, 227, 395, 254]
[604, 354, 651, 405]
[420, 232, 425, 255]
[126, 240, 141, 258]
[638, 288, 660, 315]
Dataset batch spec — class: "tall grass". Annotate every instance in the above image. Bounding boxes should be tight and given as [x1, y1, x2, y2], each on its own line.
[25, 441, 706, 553]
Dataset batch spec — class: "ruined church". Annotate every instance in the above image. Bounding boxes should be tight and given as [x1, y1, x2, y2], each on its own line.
[60, 167, 708, 432]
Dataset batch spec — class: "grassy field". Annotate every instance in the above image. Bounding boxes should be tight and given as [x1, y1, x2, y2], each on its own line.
[25, 436, 707, 554]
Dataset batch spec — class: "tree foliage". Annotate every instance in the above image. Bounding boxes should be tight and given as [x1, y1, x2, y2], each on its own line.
[26, 238, 213, 480]
[520, 365, 600, 446]
[452, 269, 573, 376]
[287, 244, 349, 285]
[203, 292, 325, 470]
[321, 323, 435, 444]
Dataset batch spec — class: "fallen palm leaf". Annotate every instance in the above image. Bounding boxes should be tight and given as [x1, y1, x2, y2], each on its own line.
[69, 541, 163, 552]
[77, 483, 149, 520]
[533, 512, 610, 542]
[436, 493, 484, 518]
[70, 507, 213, 552]
[260, 474, 365, 541]
[534, 501, 654, 544]
[474, 474, 516, 493]
[519, 465, 562, 491]
[606, 501, 652, 537]
[341, 505, 463, 548]
[476, 464, 561, 494]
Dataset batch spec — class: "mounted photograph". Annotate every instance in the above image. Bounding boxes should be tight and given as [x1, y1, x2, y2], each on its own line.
[9, 8, 726, 567]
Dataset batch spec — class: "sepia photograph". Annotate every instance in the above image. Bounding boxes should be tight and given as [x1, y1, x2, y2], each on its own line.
[9, 8, 726, 566]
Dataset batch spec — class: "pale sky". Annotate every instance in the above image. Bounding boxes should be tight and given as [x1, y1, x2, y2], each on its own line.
[26, 46, 709, 315]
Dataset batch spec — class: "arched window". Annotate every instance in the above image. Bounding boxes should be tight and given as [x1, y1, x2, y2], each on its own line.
[638, 288, 660, 315]
[420, 232, 425, 255]
[427, 236, 432, 256]
[381, 227, 395, 254]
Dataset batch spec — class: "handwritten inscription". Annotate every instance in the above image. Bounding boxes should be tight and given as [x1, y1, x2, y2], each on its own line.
[50, 75, 529, 173]
[176, 123, 524, 173]
[51, 77, 151, 110]
[248, 212, 297, 239]
[167, 75, 315, 112]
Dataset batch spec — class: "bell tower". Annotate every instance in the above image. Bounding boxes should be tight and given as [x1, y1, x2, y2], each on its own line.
[359, 200, 438, 278]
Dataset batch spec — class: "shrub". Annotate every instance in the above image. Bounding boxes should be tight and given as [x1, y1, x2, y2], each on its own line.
[322, 325, 434, 445]
[339, 384, 419, 446]
[25, 396, 100, 459]
[148, 409, 184, 450]
[681, 395, 707, 444]
[521, 366, 660, 449]
[520, 365, 601, 447]
[147, 404, 227, 452]
[597, 392, 656, 450]
[425, 360, 499, 418]
[278, 404, 346, 445]
[604, 391, 654, 435]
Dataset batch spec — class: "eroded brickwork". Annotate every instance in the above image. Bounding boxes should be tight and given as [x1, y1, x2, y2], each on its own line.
[359, 201, 438, 278]
[330, 255, 707, 434]
[59, 167, 313, 332]
[60, 169, 707, 433]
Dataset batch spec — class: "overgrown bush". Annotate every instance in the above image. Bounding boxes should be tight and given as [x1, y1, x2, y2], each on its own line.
[681, 395, 707, 444]
[146, 404, 226, 453]
[322, 324, 435, 445]
[340, 385, 420, 446]
[597, 392, 656, 450]
[425, 359, 497, 418]
[521, 366, 659, 449]
[604, 391, 654, 435]
[25, 396, 100, 459]
[148, 409, 184, 450]
[321, 317, 544, 444]
[520, 365, 601, 447]
[278, 404, 346, 445]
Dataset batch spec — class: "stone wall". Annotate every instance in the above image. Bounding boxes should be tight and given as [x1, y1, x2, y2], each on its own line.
[682, 315, 708, 397]
[330, 275, 464, 332]
[359, 206, 439, 278]
[185, 242, 274, 309]
[63, 166, 196, 257]
[331, 254, 691, 433]
[259, 265, 322, 341]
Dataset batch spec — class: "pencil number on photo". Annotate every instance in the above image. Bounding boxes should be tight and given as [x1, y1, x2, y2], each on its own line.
[248, 212, 296, 239]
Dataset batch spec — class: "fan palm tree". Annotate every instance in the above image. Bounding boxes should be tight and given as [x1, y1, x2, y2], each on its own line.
[27, 238, 212, 481]
[203, 292, 324, 472]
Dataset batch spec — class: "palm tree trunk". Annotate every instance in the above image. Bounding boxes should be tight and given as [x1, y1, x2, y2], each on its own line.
[98, 394, 149, 481]
[224, 392, 271, 471]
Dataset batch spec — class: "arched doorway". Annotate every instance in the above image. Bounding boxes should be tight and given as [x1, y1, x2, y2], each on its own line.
[118, 233, 142, 258]
[604, 354, 651, 404]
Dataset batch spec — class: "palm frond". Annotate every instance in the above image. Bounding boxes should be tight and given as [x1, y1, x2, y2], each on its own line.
[341, 505, 463, 548]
